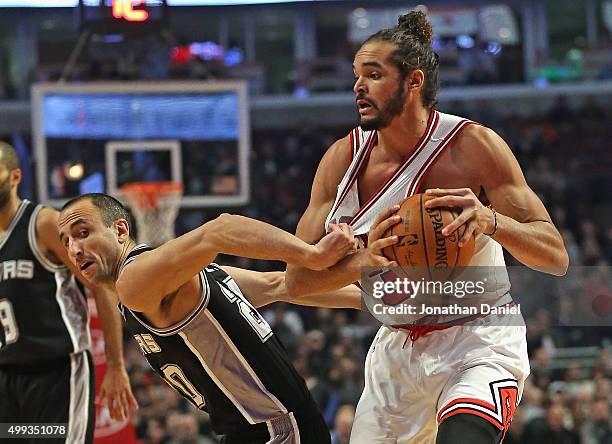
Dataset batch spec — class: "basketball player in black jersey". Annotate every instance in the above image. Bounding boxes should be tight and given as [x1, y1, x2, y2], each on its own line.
[57, 193, 388, 443]
[0, 143, 136, 444]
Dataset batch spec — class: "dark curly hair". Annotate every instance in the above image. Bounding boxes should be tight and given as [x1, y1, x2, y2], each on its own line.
[364, 10, 439, 108]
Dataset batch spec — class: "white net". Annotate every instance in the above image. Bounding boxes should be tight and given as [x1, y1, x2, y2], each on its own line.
[120, 182, 183, 248]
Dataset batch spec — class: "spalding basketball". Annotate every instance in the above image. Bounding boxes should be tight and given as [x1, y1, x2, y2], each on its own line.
[382, 194, 475, 281]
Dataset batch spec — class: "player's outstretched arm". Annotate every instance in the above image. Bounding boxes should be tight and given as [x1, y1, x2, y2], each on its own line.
[292, 284, 362, 310]
[425, 125, 569, 276]
[117, 213, 355, 310]
[39, 208, 137, 421]
[221, 266, 363, 310]
[285, 138, 399, 297]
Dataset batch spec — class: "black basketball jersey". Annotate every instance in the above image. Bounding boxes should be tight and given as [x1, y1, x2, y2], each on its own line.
[0, 201, 90, 366]
[119, 245, 324, 437]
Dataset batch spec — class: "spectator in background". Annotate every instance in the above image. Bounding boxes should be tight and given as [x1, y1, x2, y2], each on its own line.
[594, 350, 612, 378]
[264, 302, 304, 356]
[523, 402, 579, 444]
[165, 411, 183, 442]
[561, 364, 588, 397]
[581, 399, 612, 444]
[143, 417, 167, 444]
[569, 387, 594, 437]
[327, 343, 362, 407]
[296, 328, 341, 420]
[331, 404, 355, 444]
[521, 380, 546, 424]
[167, 414, 217, 444]
[527, 348, 550, 385]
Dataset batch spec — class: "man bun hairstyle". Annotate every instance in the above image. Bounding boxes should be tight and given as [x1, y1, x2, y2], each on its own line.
[397, 10, 433, 46]
[365, 10, 439, 108]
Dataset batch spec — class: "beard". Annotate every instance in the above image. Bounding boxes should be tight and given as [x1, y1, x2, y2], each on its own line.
[0, 174, 12, 209]
[358, 81, 406, 131]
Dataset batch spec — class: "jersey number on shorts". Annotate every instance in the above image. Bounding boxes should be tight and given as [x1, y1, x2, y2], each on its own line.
[161, 364, 206, 408]
[0, 298, 19, 349]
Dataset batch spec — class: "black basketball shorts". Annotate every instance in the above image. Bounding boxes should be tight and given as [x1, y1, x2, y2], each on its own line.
[0, 350, 95, 444]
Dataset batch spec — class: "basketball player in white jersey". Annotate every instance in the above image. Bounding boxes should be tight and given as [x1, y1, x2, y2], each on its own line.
[285, 11, 568, 444]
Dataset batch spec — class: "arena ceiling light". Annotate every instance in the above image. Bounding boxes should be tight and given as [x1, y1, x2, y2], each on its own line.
[167, 0, 323, 4]
[0, 0, 324, 6]
[0, 0, 76, 6]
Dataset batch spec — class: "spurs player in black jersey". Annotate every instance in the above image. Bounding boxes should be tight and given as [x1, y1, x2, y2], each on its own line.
[57, 193, 379, 444]
[0, 143, 136, 444]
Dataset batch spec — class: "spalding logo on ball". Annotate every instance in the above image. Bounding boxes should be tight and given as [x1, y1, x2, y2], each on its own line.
[382, 193, 475, 281]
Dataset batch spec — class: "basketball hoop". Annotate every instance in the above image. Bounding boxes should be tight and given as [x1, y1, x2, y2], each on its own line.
[120, 181, 183, 247]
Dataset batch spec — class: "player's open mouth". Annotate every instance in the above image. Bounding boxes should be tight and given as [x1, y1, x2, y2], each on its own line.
[357, 99, 372, 109]
[80, 261, 94, 271]
[357, 99, 374, 114]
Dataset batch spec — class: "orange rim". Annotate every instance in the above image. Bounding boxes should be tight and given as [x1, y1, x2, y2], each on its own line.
[121, 181, 183, 210]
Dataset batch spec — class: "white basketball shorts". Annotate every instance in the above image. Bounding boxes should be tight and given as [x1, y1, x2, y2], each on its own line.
[349, 312, 530, 444]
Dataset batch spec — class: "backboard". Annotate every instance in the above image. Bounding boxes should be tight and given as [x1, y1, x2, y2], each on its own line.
[31, 81, 250, 208]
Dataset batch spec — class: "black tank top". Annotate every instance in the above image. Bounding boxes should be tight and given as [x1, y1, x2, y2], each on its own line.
[0, 201, 89, 366]
[119, 245, 325, 437]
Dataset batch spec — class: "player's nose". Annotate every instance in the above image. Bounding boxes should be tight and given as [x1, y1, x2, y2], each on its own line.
[353, 77, 367, 95]
[67, 238, 83, 259]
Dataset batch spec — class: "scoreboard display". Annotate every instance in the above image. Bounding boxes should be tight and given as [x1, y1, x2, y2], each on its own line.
[79, 0, 168, 33]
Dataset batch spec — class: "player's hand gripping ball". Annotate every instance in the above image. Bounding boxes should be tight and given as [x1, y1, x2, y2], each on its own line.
[382, 194, 475, 281]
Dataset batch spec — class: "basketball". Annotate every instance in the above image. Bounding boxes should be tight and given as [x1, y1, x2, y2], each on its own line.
[382, 194, 475, 280]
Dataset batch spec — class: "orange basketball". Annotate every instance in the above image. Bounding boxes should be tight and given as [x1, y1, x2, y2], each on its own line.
[382, 194, 475, 281]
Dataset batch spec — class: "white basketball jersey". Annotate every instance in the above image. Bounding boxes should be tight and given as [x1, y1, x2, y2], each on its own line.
[325, 110, 511, 322]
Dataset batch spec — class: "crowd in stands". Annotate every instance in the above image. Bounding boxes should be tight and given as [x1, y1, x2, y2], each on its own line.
[124, 97, 612, 443]
[4, 33, 608, 99]
[3, 34, 608, 100]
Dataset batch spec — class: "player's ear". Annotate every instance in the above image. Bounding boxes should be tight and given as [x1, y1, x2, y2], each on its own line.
[10, 168, 21, 187]
[115, 218, 130, 243]
[407, 69, 424, 90]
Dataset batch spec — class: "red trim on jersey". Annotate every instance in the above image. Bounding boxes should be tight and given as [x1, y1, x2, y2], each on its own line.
[356, 134, 377, 207]
[409, 120, 475, 196]
[349, 130, 354, 163]
[344, 130, 375, 200]
[350, 109, 439, 225]
[327, 130, 376, 222]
